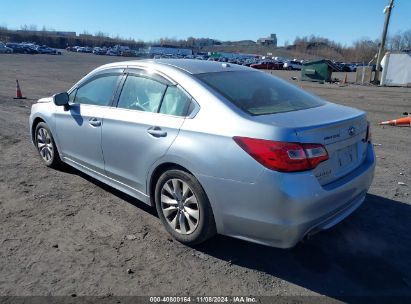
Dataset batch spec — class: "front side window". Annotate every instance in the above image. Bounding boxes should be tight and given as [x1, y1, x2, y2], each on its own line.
[68, 89, 76, 103]
[117, 75, 166, 112]
[196, 71, 326, 116]
[159, 86, 192, 117]
[74, 74, 120, 106]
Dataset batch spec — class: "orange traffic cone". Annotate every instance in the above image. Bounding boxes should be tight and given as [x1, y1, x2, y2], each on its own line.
[379, 116, 411, 127]
[14, 80, 26, 99]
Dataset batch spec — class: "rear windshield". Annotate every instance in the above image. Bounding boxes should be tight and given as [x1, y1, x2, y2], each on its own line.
[196, 71, 326, 116]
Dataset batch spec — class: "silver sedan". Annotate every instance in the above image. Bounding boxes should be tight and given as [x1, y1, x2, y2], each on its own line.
[29, 59, 375, 248]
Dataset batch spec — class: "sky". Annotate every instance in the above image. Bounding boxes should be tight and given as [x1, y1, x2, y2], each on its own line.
[0, 0, 410, 46]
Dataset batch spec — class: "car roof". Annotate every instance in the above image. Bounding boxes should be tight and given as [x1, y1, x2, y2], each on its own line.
[105, 59, 251, 75]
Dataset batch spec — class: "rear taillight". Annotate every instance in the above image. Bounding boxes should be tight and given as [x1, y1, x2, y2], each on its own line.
[233, 137, 328, 172]
[365, 122, 372, 143]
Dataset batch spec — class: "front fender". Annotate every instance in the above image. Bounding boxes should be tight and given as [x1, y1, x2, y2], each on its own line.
[29, 102, 59, 151]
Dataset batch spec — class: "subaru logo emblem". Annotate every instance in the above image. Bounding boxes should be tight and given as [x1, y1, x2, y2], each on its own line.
[348, 126, 356, 136]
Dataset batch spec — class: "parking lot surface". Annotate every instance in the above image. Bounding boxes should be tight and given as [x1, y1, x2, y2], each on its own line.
[0, 52, 410, 300]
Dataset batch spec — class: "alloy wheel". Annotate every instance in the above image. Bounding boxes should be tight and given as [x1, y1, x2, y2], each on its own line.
[37, 127, 54, 162]
[160, 178, 200, 235]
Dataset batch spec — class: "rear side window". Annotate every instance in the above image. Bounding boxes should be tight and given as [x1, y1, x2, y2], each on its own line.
[117, 75, 166, 113]
[196, 71, 325, 116]
[74, 75, 119, 106]
[159, 86, 192, 117]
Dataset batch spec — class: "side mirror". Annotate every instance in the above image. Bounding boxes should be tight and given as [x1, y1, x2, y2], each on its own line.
[53, 92, 69, 109]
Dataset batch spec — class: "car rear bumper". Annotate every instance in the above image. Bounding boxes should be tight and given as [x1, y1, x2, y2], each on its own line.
[197, 142, 375, 248]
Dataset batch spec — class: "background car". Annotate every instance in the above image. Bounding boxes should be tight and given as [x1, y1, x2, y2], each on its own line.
[339, 63, 355, 72]
[76, 47, 87, 53]
[35, 45, 61, 55]
[283, 60, 303, 70]
[0, 42, 13, 53]
[250, 61, 283, 70]
[92, 47, 107, 55]
[106, 49, 120, 56]
[6, 43, 38, 54]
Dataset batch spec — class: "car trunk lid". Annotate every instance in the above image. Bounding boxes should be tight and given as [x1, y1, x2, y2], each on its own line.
[251, 103, 369, 185]
[295, 115, 368, 185]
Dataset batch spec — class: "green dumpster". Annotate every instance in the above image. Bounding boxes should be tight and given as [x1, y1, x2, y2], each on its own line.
[301, 60, 339, 83]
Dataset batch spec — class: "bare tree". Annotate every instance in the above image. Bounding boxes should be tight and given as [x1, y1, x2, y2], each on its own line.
[350, 39, 379, 62]
[95, 31, 108, 38]
[388, 31, 403, 51]
[402, 29, 411, 49]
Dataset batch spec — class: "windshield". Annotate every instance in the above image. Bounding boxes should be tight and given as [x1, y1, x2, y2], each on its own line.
[196, 71, 326, 116]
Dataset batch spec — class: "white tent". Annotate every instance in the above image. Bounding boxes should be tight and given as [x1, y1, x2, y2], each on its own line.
[380, 52, 411, 87]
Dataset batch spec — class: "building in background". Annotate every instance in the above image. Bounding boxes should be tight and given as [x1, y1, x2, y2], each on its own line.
[257, 34, 277, 47]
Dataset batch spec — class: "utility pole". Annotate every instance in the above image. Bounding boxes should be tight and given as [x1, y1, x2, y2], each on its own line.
[373, 0, 394, 84]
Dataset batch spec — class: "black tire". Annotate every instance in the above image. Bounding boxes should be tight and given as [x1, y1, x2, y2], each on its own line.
[155, 169, 216, 245]
[34, 122, 62, 168]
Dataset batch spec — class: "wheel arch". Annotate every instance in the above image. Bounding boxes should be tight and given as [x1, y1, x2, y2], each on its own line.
[148, 162, 191, 207]
[31, 116, 46, 143]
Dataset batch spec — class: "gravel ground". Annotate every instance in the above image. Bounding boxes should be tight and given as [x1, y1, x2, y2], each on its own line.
[0, 52, 410, 301]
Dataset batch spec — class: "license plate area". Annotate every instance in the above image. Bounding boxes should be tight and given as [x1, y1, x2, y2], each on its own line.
[337, 144, 357, 169]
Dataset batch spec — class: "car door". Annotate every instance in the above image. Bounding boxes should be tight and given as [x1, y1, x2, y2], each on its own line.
[102, 70, 194, 195]
[55, 70, 123, 174]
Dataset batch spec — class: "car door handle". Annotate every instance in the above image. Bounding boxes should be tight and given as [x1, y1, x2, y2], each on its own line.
[89, 118, 101, 127]
[147, 126, 167, 137]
